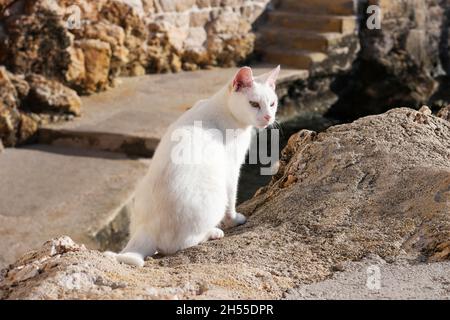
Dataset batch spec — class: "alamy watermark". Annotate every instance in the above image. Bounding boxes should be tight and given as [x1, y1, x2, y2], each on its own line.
[366, 5, 382, 30]
[64, 4, 382, 30]
[170, 122, 279, 176]
[366, 265, 381, 290]
[65, 5, 82, 30]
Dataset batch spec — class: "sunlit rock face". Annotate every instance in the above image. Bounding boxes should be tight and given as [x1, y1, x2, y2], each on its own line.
[1, 108, 449, 300]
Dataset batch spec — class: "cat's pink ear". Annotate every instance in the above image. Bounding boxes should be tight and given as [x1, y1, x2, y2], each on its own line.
[233, 67, 253, 92]
[264, 65, 280, 90]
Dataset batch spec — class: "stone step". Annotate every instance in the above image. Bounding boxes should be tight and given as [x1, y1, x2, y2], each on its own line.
[0, 145, 151, 268]
[278, 0, 356, 15]
[261, 47, 328, 70]
[38, 67, 309, 157]
[259, 27, 343, 53]
[267, 11, 357, 34]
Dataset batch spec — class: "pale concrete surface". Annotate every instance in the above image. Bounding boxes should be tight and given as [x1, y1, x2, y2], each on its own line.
[285, 256, 450, 300]
[39, 67, 308, 156]
[0, 145, 150, 268]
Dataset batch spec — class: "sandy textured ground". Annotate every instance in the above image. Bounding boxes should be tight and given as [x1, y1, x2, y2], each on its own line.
[285, 255, 450, 300]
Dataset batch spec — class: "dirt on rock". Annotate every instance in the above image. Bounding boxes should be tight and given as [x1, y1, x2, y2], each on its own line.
[1, 108, 449, 299]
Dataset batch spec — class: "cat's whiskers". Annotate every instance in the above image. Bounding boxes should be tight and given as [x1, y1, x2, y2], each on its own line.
[268, 120, 285, 139]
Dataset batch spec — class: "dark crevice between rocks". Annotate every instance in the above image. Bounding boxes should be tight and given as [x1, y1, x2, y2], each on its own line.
[429, 76, 450, 111]
[440, 3, 450, 75]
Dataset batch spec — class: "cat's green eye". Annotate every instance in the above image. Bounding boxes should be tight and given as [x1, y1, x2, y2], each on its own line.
[250, 101, 260, 109]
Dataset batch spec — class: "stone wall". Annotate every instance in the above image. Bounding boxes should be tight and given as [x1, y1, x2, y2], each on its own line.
[0, 0, 270, 146]
[145, 0, 270, 71]
[1, 0, 270, 89]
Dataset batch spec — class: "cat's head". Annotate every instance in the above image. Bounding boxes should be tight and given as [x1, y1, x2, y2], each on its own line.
[228, 66, 280, 129]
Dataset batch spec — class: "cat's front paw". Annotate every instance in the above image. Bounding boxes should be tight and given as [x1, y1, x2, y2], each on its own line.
[207, 227, 225, 240]
[224, 212, 247, 228]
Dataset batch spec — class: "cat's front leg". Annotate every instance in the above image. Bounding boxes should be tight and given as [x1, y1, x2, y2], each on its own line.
[223, 171, 247, 228]
[206, 228, 225, 241]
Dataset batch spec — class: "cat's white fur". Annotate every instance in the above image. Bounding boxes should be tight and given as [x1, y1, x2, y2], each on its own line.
[114, 66, 280, 267]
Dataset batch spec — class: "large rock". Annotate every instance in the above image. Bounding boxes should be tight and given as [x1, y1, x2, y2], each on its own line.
[0, 0, 115, 92]
[79, 21, 128, 79]
[25, 74, 81, 115]
[362, 0, 445, 77]
[0, 0, 74, 81]
[437, 105, 450, 122]
[0, 1, 83, 145]
[0, 0, 14, 11]
[1, 108, 449, 299]
[17, 113, 38, 143]
[1, 68, 38, 147]
[0, 66, 22, 146]
[0, 0, 269, 90]
[0, 64, 82, 146]
[75, 39, 112, 93]
[329, 0, 449, 120]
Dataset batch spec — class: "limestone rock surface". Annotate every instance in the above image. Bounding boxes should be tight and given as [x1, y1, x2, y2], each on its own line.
[1, 108, 449, 299]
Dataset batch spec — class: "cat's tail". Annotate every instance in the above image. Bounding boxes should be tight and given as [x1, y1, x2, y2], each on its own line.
[105, 229, 156, 267]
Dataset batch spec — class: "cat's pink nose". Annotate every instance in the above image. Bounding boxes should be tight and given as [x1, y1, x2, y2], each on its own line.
[264, 115, 271, 122]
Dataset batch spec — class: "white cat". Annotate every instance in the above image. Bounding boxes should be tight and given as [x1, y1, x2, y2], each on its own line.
[114, 66, 280, 267]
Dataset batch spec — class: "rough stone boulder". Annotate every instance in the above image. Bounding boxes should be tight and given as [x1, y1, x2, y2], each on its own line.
[438, 105, 450, 122]
[330, 0, 449, 120]
[0, 66, 81, 146]
[25, 74, 81, 116]
[0, 0, 13, 11]
[0, 0, 129, 93]
[0, 0, 74, 81]
[0, 66, 39, 146]
[1, 108, 449, 299]
[0, 66, 21, 146]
